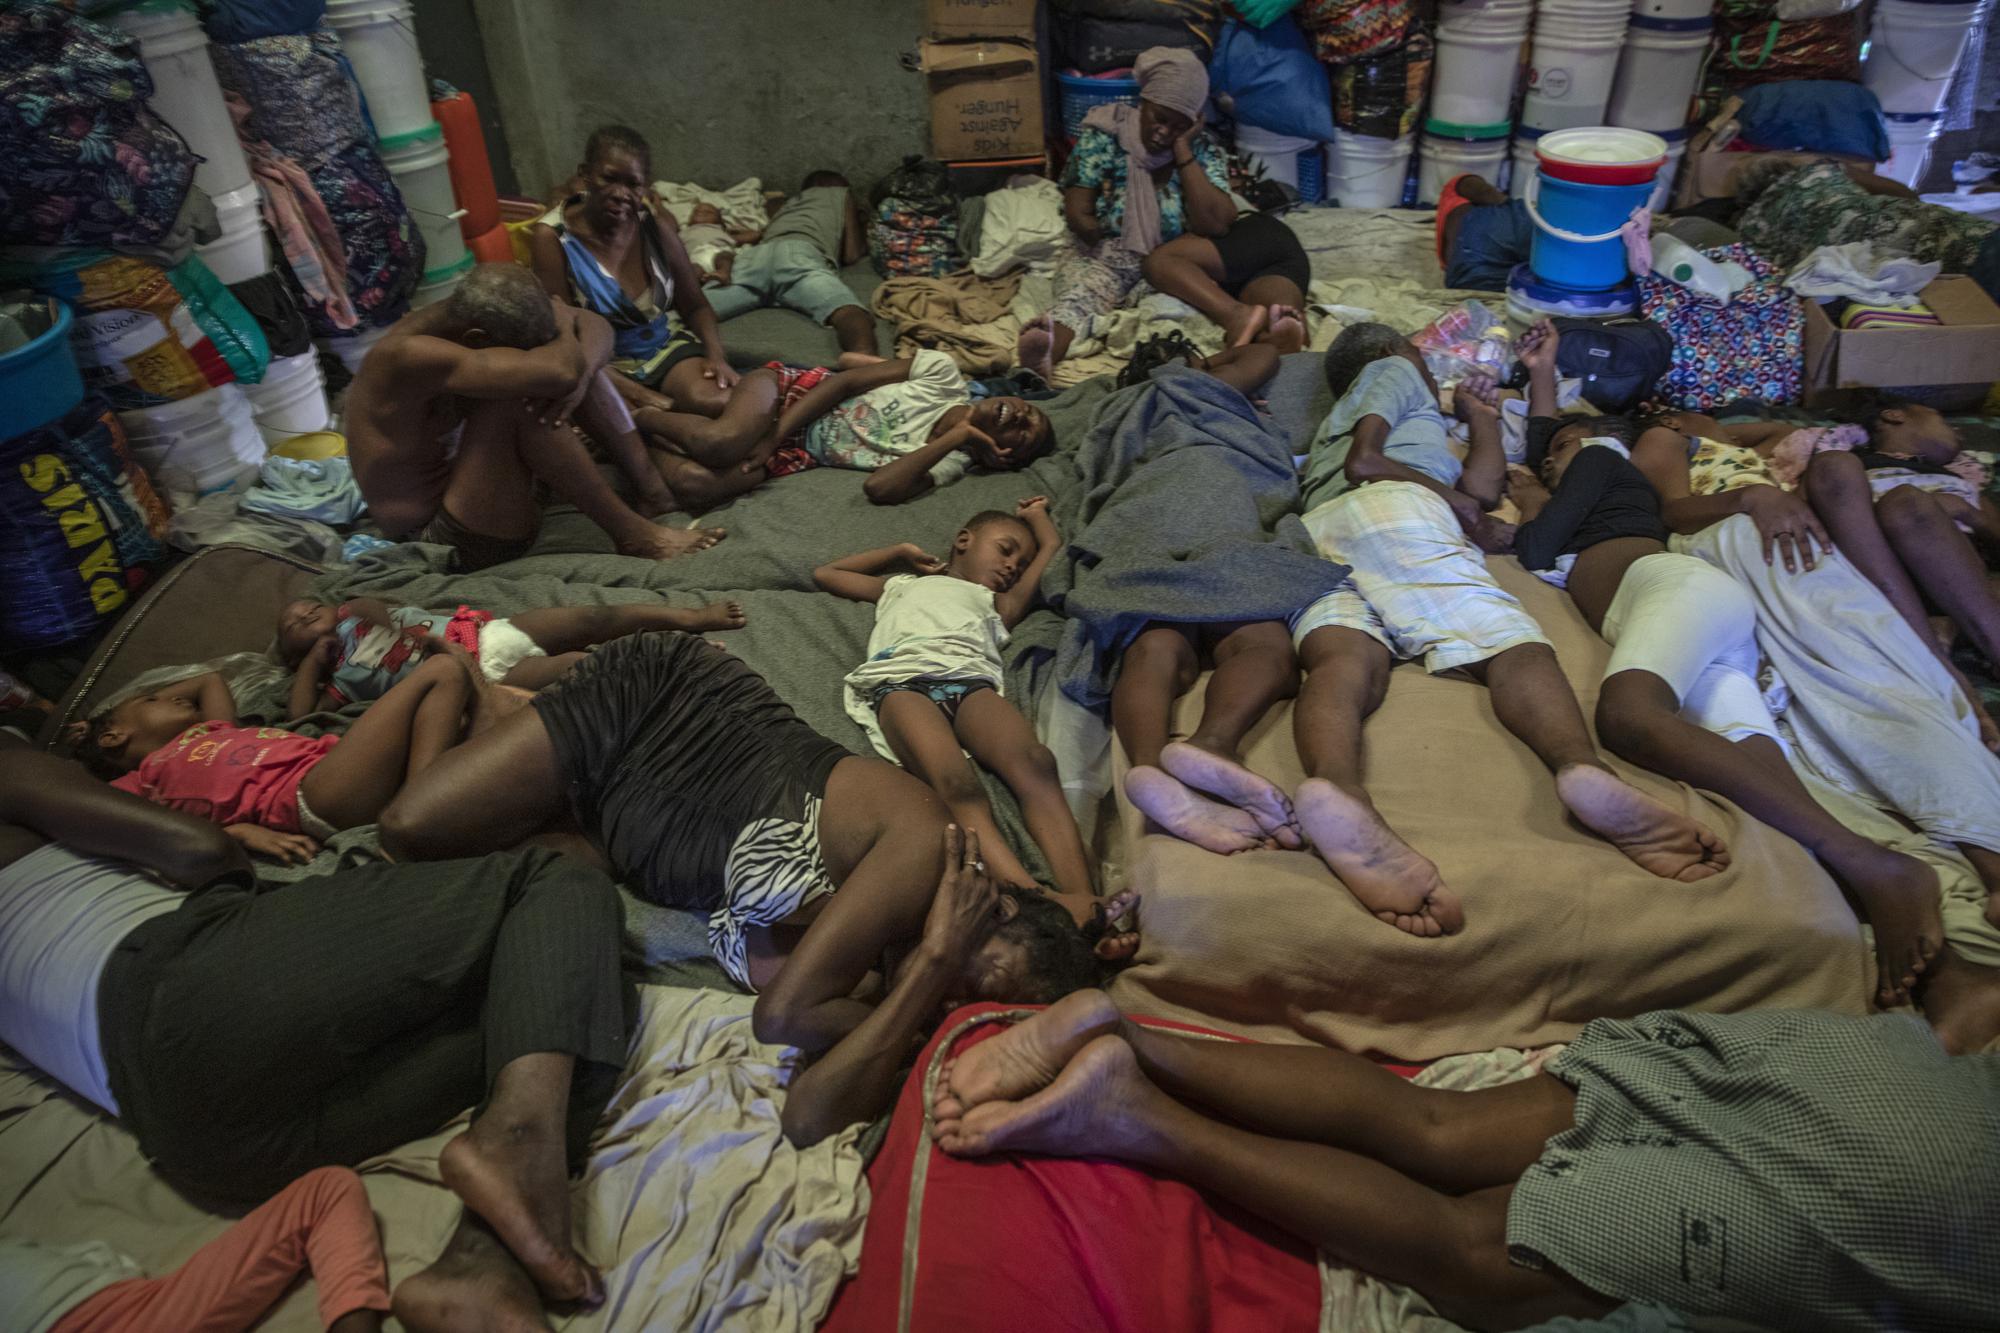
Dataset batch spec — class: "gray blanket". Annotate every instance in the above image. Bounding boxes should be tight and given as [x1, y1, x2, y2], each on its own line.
[1038, 365, 1350, 713]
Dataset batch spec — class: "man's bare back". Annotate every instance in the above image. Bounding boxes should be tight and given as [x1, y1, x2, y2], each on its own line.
[346, 305, 469, 538]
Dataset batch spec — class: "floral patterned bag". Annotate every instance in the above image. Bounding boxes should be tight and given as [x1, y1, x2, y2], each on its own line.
[1639, 244, 1803, 411]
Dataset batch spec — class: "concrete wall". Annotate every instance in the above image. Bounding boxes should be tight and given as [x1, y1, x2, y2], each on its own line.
[465, 0, 933, 199]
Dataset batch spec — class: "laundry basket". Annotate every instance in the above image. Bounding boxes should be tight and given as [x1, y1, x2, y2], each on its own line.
[1058, 70, 1141, 140]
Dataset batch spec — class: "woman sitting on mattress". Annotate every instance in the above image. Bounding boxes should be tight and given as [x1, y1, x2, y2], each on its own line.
[378, 632, 1135, 1146]
[0, 740, 632, 1333]
[1015, 48, 1264, 376]
[924, 992, 2000, 1332]
[527, 123, 742, 420]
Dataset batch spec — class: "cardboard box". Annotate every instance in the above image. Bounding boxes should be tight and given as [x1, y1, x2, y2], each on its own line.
[920, 40, 1044, 162]
[926, 0, 1037, 41]
[1800, 275, 2000, 407]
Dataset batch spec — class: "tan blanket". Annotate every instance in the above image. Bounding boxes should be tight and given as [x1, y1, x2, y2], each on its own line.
[0, 987, 865, 1332]
[1107, 559, 1873, 1058]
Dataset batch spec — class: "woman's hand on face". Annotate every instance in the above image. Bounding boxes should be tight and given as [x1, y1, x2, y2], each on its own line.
[920, 825, 1001, 969]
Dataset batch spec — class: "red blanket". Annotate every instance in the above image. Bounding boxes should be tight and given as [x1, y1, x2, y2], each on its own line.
[820, 1003, 1329, 1333]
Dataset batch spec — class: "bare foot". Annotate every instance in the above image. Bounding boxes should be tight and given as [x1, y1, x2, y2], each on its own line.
[1161, 740, 1302, 849]
[1918, 946, 2000, 1053]
[1225, 302, 1266, 348]
[1294, 779, 1464, 936]
[1555, 764, 1730, 883]
[392, 1219, 552, 1333]
[1126, 765, 1273, 854]
[1017, 315, 1055, 382]
[677, 599, 746, 631]
[933, 1033, 1150, 1157]
[837, 351, 888, 369]
[1092, 887, 1141, 962]
[935, 988, 1121, 1119]
[438, 1124, 600, 1308]
[1826, 841, 1943, 1006]
[621, 525, 725, 561]
[1264, 304, 1306, 355]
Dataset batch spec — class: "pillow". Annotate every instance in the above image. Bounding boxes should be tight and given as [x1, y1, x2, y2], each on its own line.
[1209, 17, 1337, 143]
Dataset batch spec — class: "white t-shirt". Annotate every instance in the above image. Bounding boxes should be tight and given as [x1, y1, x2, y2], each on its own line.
[804, 349, 970, 487]
[681, 221, 735, 275]
[843, 573, 1008, 758]
[0, 843, 181, 1115]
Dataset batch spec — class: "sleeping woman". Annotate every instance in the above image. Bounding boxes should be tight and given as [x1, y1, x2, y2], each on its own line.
[1499, 322, 1941, 1011]
[378, 632, 1138, 1146]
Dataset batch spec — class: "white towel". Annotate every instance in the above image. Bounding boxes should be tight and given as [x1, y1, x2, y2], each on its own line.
[652, 176, 771, 233]
[1785, 241, 1941, 308]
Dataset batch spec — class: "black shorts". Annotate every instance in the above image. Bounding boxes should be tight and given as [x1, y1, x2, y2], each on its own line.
[533, 633, 852, 909]
[1211, 212, 1311, 297]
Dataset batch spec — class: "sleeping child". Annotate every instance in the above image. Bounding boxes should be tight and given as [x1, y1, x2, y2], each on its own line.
[634, 349, 1054, 510]
[71, 658, 490, 863]
[813, 498, 1095, 914]
[680, 201, 763, 285]
[275, 595, 746, 718]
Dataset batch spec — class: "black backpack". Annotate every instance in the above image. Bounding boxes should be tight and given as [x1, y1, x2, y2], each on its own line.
[1551, 317, 1673, 412]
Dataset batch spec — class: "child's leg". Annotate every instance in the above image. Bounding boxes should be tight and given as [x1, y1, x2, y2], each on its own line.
[1194, 342, 1282, 396]
[1800, 452, 1950, 654]
[633, 368, 781, 469]
[1238, 274, 1307, 354]
[505, 601, 747, 658]
[297, 655, 474, 830]
[1595, 668, 1941, 1004]
[1139, 233, 1254, 338]
[877, 690, 1040, 891]
[828, 305, 879, 356]
[1161, 621, 1301, 845]
[496, 650, 587, 693]
[1110, 623, 1200, 771]
[952, 688, 1095, 899]
[570, 368, 675, 515]
[55, 1166, 390, 1333]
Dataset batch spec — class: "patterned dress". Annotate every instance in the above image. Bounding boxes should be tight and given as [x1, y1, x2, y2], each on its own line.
[1738, 161, 1996, 274]
[1047, 128, 1231, 334]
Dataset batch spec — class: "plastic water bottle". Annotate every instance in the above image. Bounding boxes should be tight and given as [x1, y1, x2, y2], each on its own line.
[1651, 235, 1751, 302]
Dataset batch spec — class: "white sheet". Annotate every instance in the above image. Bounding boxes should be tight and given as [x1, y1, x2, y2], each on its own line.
[654, 177, 772, 233]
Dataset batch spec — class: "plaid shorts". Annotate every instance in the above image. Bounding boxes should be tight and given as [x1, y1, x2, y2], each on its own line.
[763, 361, 833, 478]
[1289, 481, 1548, 673]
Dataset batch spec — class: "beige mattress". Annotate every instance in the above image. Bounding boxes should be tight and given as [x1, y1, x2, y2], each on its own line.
[1107, 558, 1873, 1058]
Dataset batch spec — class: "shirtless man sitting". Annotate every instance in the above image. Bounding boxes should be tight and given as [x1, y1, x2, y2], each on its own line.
[347, 263, 723, 570]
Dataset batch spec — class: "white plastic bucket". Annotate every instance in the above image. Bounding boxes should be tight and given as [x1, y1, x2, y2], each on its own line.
[1327, 129, 1416, 207]
[1606, 18, 1714, 132]
[324, 0, 434, 139]
[1236, 121, 1317, 190]
[1645, 131, 1690, 210]
[242, 350, 331, 443]
[409, 253, 475, 310]
[1880, 112, 1945, 188]
[1418, 128, 1513, 204]
[194, 182, 271, 286]
[379, 124, 469, 281]
[1864, 0, 1990, 116]
[119, 383, 265, 499]
[1439, 0, 1533, 32]
[111, 2, 252, 198]
[1434, 22, 1529, 126]
[319, 324, 394, 378]
[1524, 13, 1633, 131]
[1630, 0, 1712, 17]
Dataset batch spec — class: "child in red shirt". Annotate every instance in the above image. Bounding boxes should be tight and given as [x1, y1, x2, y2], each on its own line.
[74, 655, 489, 864]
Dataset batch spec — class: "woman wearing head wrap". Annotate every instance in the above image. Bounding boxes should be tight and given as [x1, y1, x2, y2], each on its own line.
[1017, 47, 1238, 375]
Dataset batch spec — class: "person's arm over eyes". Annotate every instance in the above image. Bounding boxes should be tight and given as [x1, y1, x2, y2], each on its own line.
[1514, 446, 1620, 570]
[0, 747, 250, 889]
[143, 671, 237, 725]
[393, 331, 586, 402]
[777, 825, 991, 1147]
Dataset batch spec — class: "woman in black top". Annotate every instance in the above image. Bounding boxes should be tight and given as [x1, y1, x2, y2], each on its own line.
[1503, 323, 1941, 1007]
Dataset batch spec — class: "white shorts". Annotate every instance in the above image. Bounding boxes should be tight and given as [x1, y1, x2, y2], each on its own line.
[1289, 481, 1550, 673]
[476, 617, 546, 683]
[1600, 552, 1779, 744]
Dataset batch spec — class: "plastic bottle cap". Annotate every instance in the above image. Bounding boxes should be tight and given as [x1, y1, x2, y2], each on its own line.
[1671, 263, 1694, 281]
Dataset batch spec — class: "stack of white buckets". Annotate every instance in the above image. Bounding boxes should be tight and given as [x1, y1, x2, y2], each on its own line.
[1865, 0, 1991, 187]
[322, 0, 472, 376]
[1419, 0, 1530, 202]
[110, 0, 332, 500]
[1524, 0, 1632, 132]
[1603, 0, 1713, 209]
